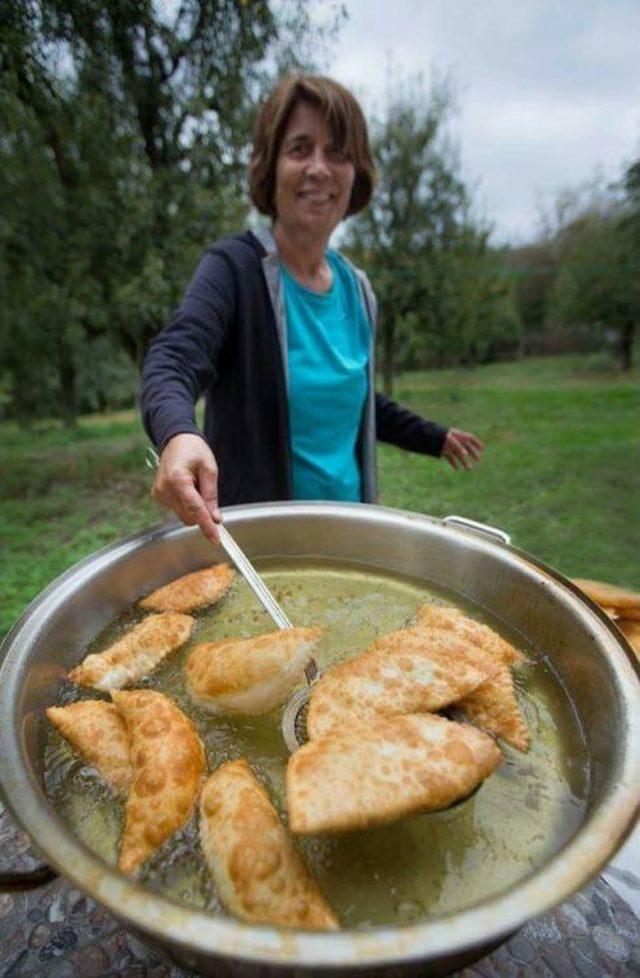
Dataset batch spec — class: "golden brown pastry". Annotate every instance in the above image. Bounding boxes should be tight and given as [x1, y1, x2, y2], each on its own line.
[307, 625, 500, 740]
[415, 604, 526, 667]
[46, 700, 132, 795]
[287, 713, 502, 834]
[113, 689, 206, 878]
[68, 613, 194, 691]
[139, 564, 235, 613]
[199, 759, 338, 930]
[414, 604, 530, 752]
[572, 579, 640, 615]
[186, 627, 322, 715]
[456, 664, 530, 752]
[616, 618, 640, 656]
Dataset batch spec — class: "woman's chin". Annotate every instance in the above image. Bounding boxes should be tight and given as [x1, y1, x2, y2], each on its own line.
[296, 210, 341, 237]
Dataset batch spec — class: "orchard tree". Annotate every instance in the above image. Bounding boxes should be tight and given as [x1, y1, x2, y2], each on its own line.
[0, 0, 344, 423]
[345, 79, 520, 393]
[547, 162, 640, 371]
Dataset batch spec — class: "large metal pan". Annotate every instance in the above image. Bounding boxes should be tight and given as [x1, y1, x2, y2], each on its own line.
[0, 502, 638, 977]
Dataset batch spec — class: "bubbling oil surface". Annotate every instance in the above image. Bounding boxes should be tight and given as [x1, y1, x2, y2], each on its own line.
[45, 558, 589, 928]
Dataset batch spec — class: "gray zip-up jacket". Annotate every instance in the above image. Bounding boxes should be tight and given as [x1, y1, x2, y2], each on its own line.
[141, 227, 448, 507]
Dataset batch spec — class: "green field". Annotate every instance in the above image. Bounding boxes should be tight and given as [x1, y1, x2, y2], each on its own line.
[1, 354, 638, 638]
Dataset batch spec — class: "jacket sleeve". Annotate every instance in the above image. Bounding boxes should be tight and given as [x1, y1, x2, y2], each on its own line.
[356, 269, 448, 458]
[375, 392, 448, 457]
[140, 251, 236, 451]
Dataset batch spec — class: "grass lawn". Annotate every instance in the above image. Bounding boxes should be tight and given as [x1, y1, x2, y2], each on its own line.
[1, 353, 638, 638]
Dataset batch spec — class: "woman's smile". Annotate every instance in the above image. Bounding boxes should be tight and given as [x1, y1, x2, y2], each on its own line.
[274, 101, 355, 239]
[299, 191, 333, 202]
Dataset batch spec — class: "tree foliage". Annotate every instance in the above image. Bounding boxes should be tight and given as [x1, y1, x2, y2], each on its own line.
[0, 0, 343, 423]
[506, 240, 557, 349]
[544, 164, 640, 370]
[344, 80, 521, 393]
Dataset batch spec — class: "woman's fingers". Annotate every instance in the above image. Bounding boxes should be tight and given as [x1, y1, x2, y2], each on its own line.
[196, 457, 221, 525]
[151, 434, 221, 543]
[462, 432, 485, 458]
[443, 429, 485, 471]
[172, 480, 221, 544]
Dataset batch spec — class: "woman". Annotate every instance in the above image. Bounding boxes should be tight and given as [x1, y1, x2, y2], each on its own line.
[141, 75, 483, 543]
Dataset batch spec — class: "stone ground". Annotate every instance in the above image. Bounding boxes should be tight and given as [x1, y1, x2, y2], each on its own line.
[1, 802, 638, 978]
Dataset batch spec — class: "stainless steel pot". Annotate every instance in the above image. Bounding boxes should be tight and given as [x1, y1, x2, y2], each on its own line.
[1, 502, 638, 978]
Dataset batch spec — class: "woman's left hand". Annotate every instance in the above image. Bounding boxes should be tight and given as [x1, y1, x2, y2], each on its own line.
[441, 428, 485, 471]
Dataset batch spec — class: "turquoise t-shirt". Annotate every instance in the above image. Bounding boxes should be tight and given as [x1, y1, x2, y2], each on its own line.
[282, 250, 370, 501]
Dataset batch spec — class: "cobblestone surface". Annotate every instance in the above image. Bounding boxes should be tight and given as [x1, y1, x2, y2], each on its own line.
[1, 802, 638, 977]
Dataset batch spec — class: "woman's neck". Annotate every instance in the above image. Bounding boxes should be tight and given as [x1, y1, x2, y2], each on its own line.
[272, 221, 332, 291]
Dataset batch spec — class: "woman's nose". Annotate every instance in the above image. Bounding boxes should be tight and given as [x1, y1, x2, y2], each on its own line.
[305, 147, 331, 176]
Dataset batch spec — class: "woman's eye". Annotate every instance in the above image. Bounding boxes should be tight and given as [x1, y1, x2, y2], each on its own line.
[328, 146, 349, 162]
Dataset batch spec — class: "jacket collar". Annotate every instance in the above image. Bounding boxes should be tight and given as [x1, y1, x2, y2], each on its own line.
[250, 225, 278, 257]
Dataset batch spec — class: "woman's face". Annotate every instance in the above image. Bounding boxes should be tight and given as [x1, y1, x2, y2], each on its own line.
[274, 100, 356, 240]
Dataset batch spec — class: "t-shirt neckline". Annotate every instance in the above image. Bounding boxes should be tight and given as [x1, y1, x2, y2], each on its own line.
[281, 253, 337, 299]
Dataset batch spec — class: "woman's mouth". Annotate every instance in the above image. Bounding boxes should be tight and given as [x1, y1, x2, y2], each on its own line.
[298, 191, 333, 204]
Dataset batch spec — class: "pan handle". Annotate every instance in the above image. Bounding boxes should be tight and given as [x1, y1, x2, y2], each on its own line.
[0, 864, 58, 892]
[443, 515, 511, 547]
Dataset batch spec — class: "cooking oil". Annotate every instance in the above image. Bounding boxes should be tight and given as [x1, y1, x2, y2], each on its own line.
[44, 557, 589, 928]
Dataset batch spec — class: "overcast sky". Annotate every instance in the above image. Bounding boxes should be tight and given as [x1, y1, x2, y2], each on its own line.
[321, 0, 639, 246]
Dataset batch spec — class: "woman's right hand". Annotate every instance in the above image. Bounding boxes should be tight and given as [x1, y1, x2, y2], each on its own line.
[151, 434, 221, 543]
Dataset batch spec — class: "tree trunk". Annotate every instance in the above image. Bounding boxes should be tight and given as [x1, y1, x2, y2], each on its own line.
[58, 349, 77, 428]
[12, 376, 34, 431]
[619, 322, 635, 371]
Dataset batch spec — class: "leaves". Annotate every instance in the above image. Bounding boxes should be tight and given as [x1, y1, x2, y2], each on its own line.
[0, 0, 340, 423]
[545, 166, 640, 370]
[345, 78, 521, 392]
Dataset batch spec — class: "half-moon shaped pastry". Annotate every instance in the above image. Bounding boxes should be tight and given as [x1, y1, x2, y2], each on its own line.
[572, 578, 640, 615]
[415, 604, 526, 667]
[307, 625, 500, 740]
[199, 759, 338, 930]
[46, 700, 132, 795]
[456, 664, 530, 752]
[186, 627, 322, 715]
[68, 613, 194, 691]
[113, 689, 206, 878]
[287, 713, 502, 834]
[139, 564, 235, 613]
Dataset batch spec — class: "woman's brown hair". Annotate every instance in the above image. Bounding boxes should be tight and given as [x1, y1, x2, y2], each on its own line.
[249, 74, 377, 220]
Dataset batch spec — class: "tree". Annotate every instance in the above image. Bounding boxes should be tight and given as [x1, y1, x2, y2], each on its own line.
[506, 240, 557, 353]
[345, 79, 520, 393]
[546, 163, 640, 371]
[0, 0, 344, 423]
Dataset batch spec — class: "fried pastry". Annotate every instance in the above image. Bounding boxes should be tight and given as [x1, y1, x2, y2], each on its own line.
[46, 700, 132, 795]
[68, 613, 194, 691]
[139, 564, 235, 613]
[415, 604, 526, 667]
[456, 664, 530, 752]
[287, 713, 502, 834]
[572, 579, 640, 615]
[199, 759, 338, 930]
[186, 627, 322, 715]
[307, 625, 500, 740]
[616, 618, 640, 656]
[113, 689, 206, 878]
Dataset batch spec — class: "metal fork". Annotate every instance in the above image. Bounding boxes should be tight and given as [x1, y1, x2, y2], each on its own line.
[216, 523, 318, 686]
[144, 444, 319, 689]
